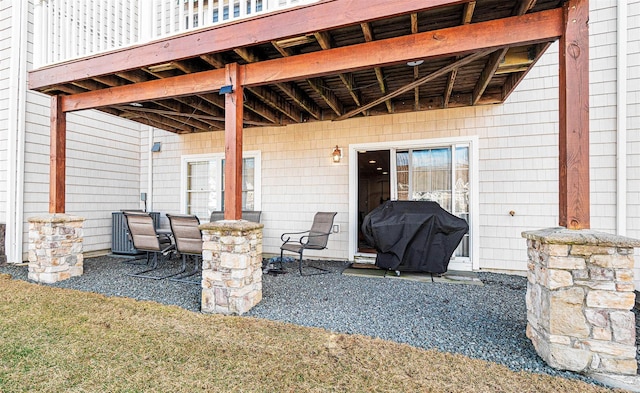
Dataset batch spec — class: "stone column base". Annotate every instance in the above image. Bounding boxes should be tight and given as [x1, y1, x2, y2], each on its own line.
[523, 227, 640, 376]
[28, 214, 85, 283]
[200, 220, 263, 315]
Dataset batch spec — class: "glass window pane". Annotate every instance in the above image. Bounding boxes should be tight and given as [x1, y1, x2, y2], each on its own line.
[454, 146, 469, 258]
[221, 157, 255, 211]
[396, 151, 409, 201]
[411, 148, 451, 211]
[186, 160, 218, 218]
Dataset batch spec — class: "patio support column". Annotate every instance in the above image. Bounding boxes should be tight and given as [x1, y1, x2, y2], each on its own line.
[223, 63, 244, 220]
[558, 0, 590, 230]
[50, 95, 66, 214]
[27, 96, 86, 283]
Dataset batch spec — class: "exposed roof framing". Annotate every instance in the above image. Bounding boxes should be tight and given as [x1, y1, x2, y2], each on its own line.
[29, 0, 566, 133]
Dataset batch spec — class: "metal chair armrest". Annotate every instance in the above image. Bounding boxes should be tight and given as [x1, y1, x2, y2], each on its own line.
[299, 231, 332, 245]
[281, 230, 310, 242]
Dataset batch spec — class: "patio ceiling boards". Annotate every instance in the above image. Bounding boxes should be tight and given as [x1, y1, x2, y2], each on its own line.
[30, 0, 566, 132]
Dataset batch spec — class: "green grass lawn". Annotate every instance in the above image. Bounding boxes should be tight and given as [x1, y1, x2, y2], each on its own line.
[0, 274, 623, 392]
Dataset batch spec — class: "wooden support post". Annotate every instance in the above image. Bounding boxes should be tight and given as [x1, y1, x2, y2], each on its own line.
[558, 0, 589, 229]
[223, 63, 244, 220]
[50, 95, 66, 213]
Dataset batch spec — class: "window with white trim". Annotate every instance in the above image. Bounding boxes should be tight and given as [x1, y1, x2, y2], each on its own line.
[182, 151, 260, 221]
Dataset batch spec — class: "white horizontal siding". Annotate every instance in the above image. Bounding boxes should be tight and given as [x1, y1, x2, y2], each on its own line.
[627, 0, 640, 284]
[0, 1, 12, 224]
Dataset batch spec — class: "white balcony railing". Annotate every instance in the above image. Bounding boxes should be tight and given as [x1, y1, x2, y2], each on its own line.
[33, 0, 318, 68]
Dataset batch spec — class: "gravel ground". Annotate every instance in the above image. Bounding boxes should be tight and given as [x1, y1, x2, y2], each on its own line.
[0, 255, 615, 386]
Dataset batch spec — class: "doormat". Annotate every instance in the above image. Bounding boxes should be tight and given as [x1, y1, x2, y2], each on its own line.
[342, 265, 483, 285]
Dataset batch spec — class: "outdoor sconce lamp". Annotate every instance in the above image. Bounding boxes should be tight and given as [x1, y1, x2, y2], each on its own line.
[332, 145, 342, 163]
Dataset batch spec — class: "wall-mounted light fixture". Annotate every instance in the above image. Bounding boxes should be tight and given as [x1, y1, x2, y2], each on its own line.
[332, 145, 342, 163]
[151, 142, 162, 152]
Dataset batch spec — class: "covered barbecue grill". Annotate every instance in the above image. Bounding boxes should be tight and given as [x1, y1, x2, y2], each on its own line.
[361, 200, 469, 274]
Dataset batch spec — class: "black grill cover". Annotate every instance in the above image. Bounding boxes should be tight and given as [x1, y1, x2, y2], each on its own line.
[361, 200, 469, 274]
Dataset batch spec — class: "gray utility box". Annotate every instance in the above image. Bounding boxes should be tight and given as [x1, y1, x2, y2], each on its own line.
[111, 211, 160, 255]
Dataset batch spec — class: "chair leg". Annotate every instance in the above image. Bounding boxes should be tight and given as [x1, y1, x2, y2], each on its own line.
[169, 255, 202, 284]
[127, 249, 184, 280]
[298, 251, 331, 276]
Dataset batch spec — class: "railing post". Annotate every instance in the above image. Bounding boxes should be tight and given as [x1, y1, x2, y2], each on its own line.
[34, 0, 44, 68]
[139, 0, 154, 42]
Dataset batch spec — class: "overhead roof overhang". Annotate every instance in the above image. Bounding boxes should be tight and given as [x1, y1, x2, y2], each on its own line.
[29, 0, 566, 134]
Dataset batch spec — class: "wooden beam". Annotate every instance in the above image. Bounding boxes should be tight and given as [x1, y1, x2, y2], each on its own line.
[30, 0, 467, 90]
[559, 0, 589, 229]
[242, 9, 563, 86]
[60, 68, 226, 112]
[50, 95, 66, 213]
[472, 48, 508, 105]
[336, 50, 492, 120]
[58, 9, 563, 114]
[502, 42, 552, 99]
[224, 63, 244, 220]
[462, 1, 476, 24]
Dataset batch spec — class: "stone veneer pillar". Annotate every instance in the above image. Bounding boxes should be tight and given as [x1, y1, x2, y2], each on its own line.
[28, 214, 85, 283]
[200, 220, 263, 315]
[523, 227, 640, 376]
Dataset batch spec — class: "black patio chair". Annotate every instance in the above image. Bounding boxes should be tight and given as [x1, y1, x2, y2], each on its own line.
[123, 211, 176, 279]
[279, 212, 337, 276]
[166, 214, 202, 284]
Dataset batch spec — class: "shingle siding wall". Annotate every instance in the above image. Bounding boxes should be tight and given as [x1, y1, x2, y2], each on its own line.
[21, 92, 144, 255]
[147, 1, 639, 273]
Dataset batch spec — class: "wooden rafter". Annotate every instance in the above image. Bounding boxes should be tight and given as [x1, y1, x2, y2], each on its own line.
[336, 50, 493, 121]
[307, 78, 343, 116]
[249, 86, 299, 122]
[314, 31, 361, 106]
[361, 22, 392, 113]
[262, 44, 343, 117]
[234, 47, 306, 121]
[411, 13, 420, 111]
[502, 42, 552, 99]
[444, 1, 476, 108]
[471, 0, 538, 105]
